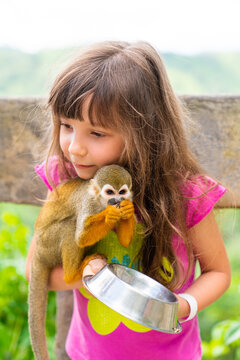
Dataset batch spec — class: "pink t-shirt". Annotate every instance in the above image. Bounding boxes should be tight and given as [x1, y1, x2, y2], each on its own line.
[35, 157, 227, 360]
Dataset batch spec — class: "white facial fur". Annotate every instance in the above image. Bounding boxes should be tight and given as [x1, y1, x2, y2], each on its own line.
[100, 184, 132, 207]
[88, 180, 132, 208]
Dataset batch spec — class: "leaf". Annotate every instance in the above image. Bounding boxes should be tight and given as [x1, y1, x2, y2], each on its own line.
[211, 343, 229, 357]
[13, 225, 28, 256]
[211, 319, 233, 342]
[235, 347, 240, 360]
[0, 229, 12, 254]
[2, 213, 20, 226]
[201, 341, 212, 358]
[207, 339, 229, 357]
[225, 321, 240, 345]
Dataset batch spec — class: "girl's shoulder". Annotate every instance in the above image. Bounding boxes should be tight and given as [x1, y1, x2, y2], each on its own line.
[35, 155, 77, 191]
[181, 175, 227, 229]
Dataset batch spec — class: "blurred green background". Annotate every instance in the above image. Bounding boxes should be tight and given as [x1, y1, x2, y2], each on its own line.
[0, 205, 239, 359]
[0, 47, 240, 359]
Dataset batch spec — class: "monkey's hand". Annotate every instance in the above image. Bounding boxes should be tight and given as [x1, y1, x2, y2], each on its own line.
[119, 200, 135, 220]
[77, 205, 121, 247]
[105, 204, 122, 227]
[115, 200, 136, 248]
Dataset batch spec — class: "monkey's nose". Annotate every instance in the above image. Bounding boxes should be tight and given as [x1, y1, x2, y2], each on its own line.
[108, 198, 119, 205]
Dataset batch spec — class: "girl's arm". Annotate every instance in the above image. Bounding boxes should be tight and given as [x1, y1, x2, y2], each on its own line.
[26, 236, 106, 291]
[25, 235, 105, 291]
[176, 210, 231, 320]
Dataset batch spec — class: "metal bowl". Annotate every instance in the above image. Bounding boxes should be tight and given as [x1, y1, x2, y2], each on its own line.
[83, 263, 182, 334]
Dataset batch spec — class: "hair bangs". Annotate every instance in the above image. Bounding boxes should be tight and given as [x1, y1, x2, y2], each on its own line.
[49, 85, 93, 122]
[87, 89, 124, 130]
[48, 64, 126, 132]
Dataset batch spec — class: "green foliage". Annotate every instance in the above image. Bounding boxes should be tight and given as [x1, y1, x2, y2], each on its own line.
[0, 208, 56, 360]
[202, 319, 240, 359]
[163, 52, 240, 94]
[0, 205, 239, 359]
[0, 47, 77, 97]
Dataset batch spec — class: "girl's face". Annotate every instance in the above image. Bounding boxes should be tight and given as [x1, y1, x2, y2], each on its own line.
[59, 99, 125, 180]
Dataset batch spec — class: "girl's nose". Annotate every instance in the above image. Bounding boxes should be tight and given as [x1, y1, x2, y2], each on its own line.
[68, 138, 88, 157]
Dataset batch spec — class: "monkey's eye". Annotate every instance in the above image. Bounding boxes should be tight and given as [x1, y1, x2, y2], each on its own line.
[106, 189, 115, 195]
[119, 189, 127, 195]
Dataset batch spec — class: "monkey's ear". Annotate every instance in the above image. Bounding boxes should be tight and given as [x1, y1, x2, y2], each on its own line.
[88, 179, 101, 197]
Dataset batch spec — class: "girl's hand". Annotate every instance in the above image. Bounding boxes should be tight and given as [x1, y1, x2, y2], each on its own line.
[82, 258, 107, 296]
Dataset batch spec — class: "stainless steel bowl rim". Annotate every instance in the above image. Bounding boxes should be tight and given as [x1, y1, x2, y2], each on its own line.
[103, 263, 178, 304]
[83, 274, 181, 334]
[82, 264, 182, 334]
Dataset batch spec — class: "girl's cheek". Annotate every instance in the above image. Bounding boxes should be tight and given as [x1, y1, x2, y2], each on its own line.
[59, 135, 69, 157]
[59, 135, 64, 152]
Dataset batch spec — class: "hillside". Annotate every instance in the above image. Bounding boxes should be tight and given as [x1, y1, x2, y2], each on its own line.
[0, 47, 240, 96]
[164, 52, 240, 94]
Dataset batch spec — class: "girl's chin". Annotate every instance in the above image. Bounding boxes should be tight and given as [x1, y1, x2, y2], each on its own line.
[74, 166, 98, 180]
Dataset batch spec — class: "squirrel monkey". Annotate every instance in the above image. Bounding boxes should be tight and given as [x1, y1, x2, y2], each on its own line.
[28, 164, 136, 360]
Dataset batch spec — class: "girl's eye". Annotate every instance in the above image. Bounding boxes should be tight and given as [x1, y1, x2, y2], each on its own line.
[91, 131, 105, 137]
[60, 123, 72, 130]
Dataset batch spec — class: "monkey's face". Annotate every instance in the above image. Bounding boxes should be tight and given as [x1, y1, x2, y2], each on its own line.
[100, 184, 132, 208]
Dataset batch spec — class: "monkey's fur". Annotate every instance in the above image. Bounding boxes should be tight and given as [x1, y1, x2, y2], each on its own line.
[28, 165, 136, 360]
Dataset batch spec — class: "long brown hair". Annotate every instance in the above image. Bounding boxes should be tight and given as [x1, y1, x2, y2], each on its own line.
[46, 41, 206, 290]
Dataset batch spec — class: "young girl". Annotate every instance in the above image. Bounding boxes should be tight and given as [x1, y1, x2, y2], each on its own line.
[26, 41, 231, 360]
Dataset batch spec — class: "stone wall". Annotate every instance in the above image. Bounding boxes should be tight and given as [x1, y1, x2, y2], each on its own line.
[1, 96, 240, 206]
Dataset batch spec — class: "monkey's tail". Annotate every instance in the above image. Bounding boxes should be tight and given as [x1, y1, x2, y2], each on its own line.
[28, 258, 50, 360]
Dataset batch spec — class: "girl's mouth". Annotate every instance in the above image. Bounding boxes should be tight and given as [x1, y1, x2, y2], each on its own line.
[74, 163, 94, 169]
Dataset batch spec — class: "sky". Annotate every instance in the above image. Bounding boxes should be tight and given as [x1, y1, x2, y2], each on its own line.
[1, 0, 240, 54]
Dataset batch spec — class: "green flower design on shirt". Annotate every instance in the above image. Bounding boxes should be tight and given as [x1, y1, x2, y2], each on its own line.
[81, 225, 151, 335]
[80, 286, 151, 335]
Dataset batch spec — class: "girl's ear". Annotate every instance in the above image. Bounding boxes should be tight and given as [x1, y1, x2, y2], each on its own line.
[88, 179, 101, 197]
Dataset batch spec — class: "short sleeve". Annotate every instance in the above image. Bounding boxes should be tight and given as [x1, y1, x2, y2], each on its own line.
[182, 176, 227, 228]
[35, 155, 77, 191]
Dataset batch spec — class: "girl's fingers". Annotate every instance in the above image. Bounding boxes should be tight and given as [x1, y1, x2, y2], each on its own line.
[82, 264, 95, 278]
[82, 259, 107, 297]
[88, 258, 107, 272]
